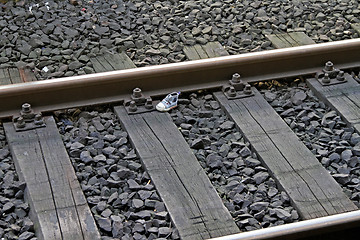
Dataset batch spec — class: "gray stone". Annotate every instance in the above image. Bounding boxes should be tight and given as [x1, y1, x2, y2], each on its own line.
[219, 121, 234, 130]
[250, 202, 269, 212]
[0, 148, 10, 160]
[94, 26, 109, 35]
[253, 172, 269, 184]
[332, 173, 350, 185]
[158, 227, 171, 237]
[206, 153, 223, 169]
[96, 217, 112, 232]
[127, 179, 141, 190]
[245, 158, 261, 167]
[0, 57, 9, 63]
[264, 92, 277, 102]
[273, 208, 292, 222]
[341, 149, 353, 161]
[80, 151, 93, 163]
[291, 91, 306, 105]
[132, 199, 144, 209]
[239, 147, 251, 158]
[18, 231, 35, 240]
[68, 61, 83, 70]
[2, 202, 15, 213]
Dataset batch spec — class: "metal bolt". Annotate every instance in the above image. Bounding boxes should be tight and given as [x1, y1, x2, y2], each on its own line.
[34, 114, 44, 125]
[16, 117, 26, 128]
[324, 61, 334, 71]
[232, 73, 241, 83]
[337, 71, 345, 81]
[21, 103, 32, 113]
[129, 101, 137, 112]
[227, 86, 237, 97]
[322, 73, 331, 84]
[145, 98, 153, 109]
[243, 84, 252, 94]
[132, 88, 142, 98]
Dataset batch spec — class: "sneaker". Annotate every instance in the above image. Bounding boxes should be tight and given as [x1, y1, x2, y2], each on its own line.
[156, 92, 180, 112]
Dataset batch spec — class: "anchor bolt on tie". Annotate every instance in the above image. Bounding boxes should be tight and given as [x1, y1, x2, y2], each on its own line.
[324, 61, 334, 71]
[337, 71, 345, 81]
[243, 84, 252, 94]
[129, 101, 137, 112]
[227, 86, 237, 97]
[21, 103, 32, 113]
[231, 73, 241, 83]
[322, 73, 331, 84]
[34, 114, 44, 125]
[145, 98, 153, 109]
[132, 88, 142, 99]
[16, 117, 26, 128]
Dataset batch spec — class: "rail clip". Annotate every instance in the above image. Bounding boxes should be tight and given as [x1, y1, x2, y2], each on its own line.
[316, 61, 348, 86]
[124, 88, 156, 115]
[12, 103, 46, 132]
[222, 73, 254, 99]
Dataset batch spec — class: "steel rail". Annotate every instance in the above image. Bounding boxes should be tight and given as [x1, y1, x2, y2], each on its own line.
[1, 39, 360, 118]
[208, 210, 360, 240]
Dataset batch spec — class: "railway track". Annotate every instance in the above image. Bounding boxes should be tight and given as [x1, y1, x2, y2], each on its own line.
[1, 39, 360, 240]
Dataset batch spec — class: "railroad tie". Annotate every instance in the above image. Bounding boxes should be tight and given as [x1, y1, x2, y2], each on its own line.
[265, 32, 315, 49]
[90, 52, 136, 73]
[0, 67, 36, 86]
[4, 116, 100, 240]
[114, 107, 240, 240]
[307, 75, 360, 134]
[214, 89, 358, 220]
[183, 41, 229, 60]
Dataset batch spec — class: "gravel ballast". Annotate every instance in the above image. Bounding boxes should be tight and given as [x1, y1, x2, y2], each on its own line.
[0, 125, 36, 240]
[57, 108, 178, 239]
[0, 0, 359, 79]
[170, 92, 300, 231]
[260, 79, 360, 208]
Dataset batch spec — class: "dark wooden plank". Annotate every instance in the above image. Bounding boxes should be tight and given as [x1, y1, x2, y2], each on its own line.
[0, 68, 11, 85]
[104, 52, 125, 70]
[123, 52, 136, 69]
[184, 42, 229, 60]
[266, 32, 315, 48]
[194, 44, 209, 59]
[19, 67, 37, 82]
[106, 52, 136, 70]
[204, 42, 229, 58]
[8, 67, 22, 84]
[214, 90, 358, 220]
[307, 76, 360, 133]
[117, 52, 136, 69]
[90, 57, 107, 73]
[183, 45, 201, 60]
[95, 55, 114, 71]
[114, 107, 239, 240]
[4, 117, 100, 240]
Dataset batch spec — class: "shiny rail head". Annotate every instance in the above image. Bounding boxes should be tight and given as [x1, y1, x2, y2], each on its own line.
[208, 210, 360, 240]
[1, 38, 360, 119]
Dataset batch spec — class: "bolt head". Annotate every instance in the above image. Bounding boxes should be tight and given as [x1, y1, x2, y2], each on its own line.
[145, 98, 153, 109]
[337, 71, 345, 81]
[243, 84, 252, 94]
[322, 73, 331, 83]
[129, 101, 137, 112]
[132, 88, 142, 98]
[232, 73, 241, 83]
[228, 86, 236, 97]
[16, 117, 26, 128]
[21, 103, 31, 113]
[324, 61, 334, 71]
